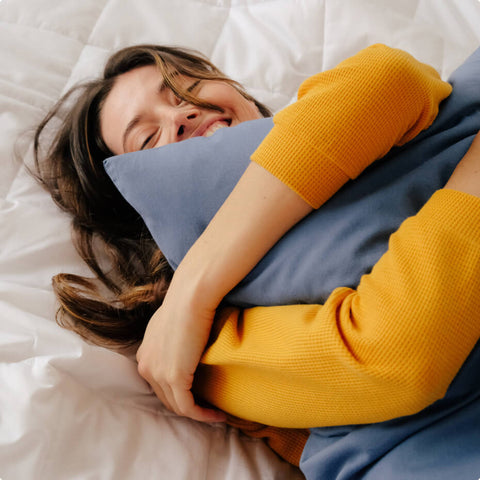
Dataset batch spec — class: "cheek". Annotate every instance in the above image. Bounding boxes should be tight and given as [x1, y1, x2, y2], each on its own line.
[234, 98, 262, 122]
[201, 83, 262, 121]
[243, 99, 263, 119]
[223, 89, 261, 120]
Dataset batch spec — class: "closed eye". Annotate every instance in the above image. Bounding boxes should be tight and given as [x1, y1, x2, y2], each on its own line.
[172, 80, 201, 105]
[140, 132, 155, 150]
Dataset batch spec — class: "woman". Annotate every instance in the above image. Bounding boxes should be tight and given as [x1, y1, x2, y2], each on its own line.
[34, 43, 480, 465]
[33, 45, 271, 348]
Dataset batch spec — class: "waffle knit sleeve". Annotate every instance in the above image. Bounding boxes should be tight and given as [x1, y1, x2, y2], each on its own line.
[251, 44, 452, 208]
[197, 189, 480, 429]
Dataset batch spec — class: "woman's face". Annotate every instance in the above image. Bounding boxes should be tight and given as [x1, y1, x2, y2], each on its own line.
[100, 65, 262, 155]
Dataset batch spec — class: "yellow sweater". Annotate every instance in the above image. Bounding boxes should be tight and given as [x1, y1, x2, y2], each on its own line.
[195, 45, 480, 464]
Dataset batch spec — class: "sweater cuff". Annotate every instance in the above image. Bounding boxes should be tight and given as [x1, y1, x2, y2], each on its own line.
[251, 124, 350, 209]
[225, 414, 309, 467]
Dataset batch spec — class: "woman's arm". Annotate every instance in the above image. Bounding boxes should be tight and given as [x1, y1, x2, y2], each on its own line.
[136, 44, 452, 421]
[195, 133, 480, 428]
[137, 163, 311, 421]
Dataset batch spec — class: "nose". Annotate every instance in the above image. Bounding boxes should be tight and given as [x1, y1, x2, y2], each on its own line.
[168, 105, 200, 142]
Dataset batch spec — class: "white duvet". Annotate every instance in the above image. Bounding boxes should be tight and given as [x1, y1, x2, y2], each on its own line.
[1, 1, 480, 479]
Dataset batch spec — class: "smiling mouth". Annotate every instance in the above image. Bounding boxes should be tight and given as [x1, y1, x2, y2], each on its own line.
[203, 119, 231, 137]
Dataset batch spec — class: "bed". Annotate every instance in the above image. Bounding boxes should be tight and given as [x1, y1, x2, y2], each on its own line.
[1, 1, 480, 479]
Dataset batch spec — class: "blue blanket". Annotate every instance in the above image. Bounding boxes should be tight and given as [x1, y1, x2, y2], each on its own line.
[104, 47, 480, 479]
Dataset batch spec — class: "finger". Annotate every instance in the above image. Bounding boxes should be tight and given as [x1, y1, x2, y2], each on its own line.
[174, 389, 227, 423]
[137, 361, 174, 413]
[150, 381, 175, 413]
[152, 381, 224, 423]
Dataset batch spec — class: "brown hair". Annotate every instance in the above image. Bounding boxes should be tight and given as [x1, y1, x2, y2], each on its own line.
[33, 44, 271, 348]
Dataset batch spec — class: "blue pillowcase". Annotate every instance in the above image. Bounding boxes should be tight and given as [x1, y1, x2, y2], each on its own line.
[104, 48, 480, 309]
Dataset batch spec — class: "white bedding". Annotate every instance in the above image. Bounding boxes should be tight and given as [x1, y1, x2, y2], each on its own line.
[1, 1, 480, 479]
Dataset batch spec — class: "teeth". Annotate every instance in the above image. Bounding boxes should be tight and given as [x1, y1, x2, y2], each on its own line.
[204, 121, 229, 137]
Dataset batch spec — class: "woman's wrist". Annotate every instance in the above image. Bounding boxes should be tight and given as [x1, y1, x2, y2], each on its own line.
[167, 249, 224, 314]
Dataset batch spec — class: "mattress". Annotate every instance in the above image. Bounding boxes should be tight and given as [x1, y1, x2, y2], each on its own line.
[1, 1, 480, 479]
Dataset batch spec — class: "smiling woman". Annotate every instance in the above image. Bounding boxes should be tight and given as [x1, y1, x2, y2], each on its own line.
[32, 44, 271, 347]
[100, 65, 262, 155]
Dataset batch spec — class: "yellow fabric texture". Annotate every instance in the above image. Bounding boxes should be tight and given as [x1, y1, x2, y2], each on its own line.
[199, 190, 480, 428]
[251, 44, 452, 208]
[196, 45, 473, 466]
[204, 189, 480, 465]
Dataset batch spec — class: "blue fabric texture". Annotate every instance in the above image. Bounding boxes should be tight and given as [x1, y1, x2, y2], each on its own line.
[104, 47, 480, 479]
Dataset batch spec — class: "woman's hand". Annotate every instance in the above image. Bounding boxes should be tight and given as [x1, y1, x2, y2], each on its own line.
[136, 271, 226, 422]
[136, 162, 312, 422]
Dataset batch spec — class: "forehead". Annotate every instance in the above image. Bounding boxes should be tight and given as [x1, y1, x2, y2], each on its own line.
[104, 65, 160, 112]
[100, 66, 161, 153]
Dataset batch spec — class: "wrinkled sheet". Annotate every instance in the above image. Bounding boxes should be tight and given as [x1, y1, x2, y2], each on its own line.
[1, 1, 480, 479]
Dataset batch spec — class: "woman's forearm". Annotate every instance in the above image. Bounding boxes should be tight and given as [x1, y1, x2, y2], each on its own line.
[172, 161, 313, 309]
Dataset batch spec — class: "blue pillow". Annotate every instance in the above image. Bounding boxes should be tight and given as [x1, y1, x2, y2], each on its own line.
[104, 47, 480, 308]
